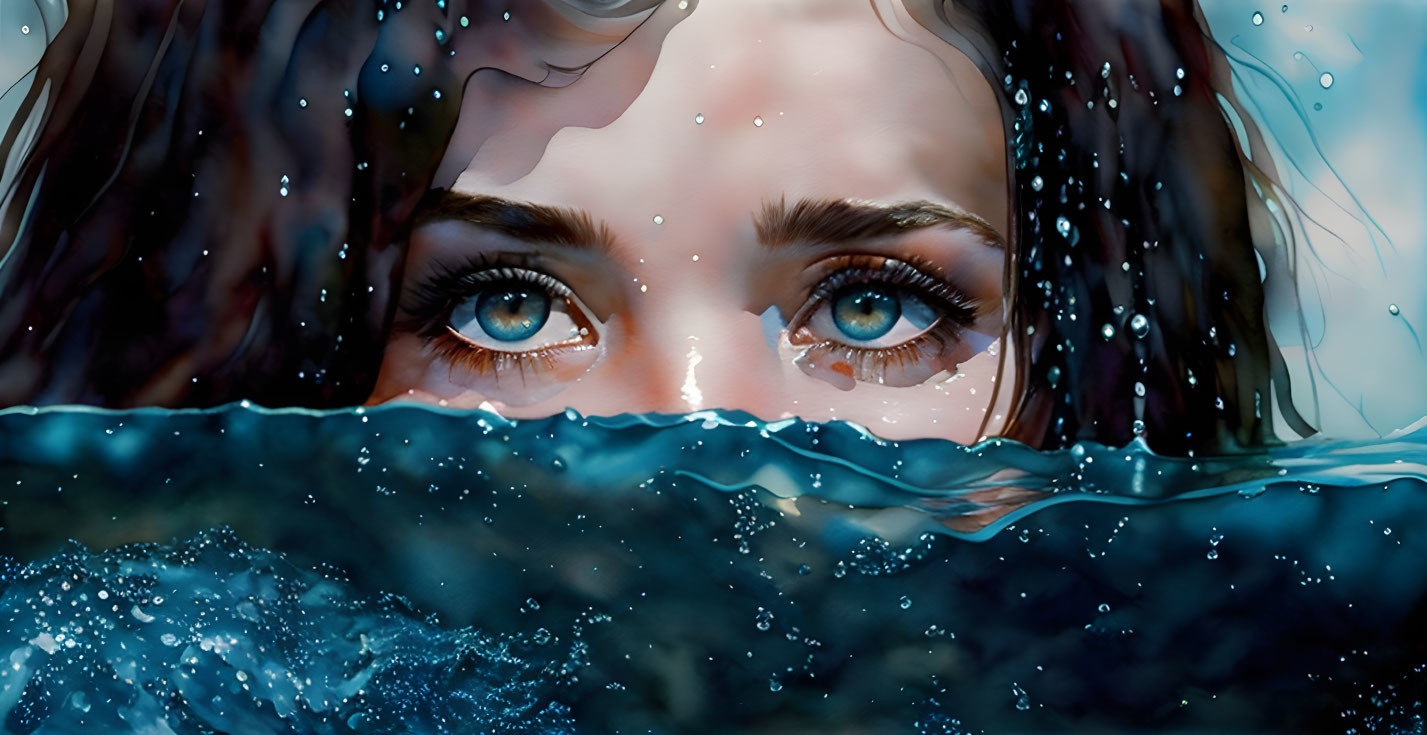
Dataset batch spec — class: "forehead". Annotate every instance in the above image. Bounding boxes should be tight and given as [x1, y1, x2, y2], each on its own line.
[454, 0, 1007, 233]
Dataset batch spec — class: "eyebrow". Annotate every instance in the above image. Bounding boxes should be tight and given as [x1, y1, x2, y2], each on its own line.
[754, 197, 1005, 250]
[413, 191, 617, 255]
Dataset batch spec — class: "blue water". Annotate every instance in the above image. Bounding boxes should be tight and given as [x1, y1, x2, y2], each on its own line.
[3, 405, 1427, 733]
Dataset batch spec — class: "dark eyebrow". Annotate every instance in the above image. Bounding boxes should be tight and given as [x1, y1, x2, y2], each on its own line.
[754, 197, 1005, 250]
[413, 191, 617, 255]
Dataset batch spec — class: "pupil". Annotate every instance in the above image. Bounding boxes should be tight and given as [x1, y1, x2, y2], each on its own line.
[475, 287, 551, 342]
[832, 285, 900, 341]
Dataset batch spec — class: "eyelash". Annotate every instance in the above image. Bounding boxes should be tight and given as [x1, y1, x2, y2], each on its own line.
[397, 256, 596, 379]
[788, 254, 979, 378]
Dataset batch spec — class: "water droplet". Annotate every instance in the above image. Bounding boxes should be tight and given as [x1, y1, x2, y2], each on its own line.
[1207, 548, 1219, 560]
[753, 116, 764, 127]
[434, 29, 446, 42]
[1097, 603, 1111, 613]
[1134, 381, 1146, 397]
[1176, 67, 1186, 80]
[755, 608, 774, 631]
[524, 597, 540, 611]
[1101, 323, 1116, 340]
[1047, 366, 1061, 387]
[1384, 527, 1393, 536]
[1313, 102, 1323, 111]
[694, 112, 705, 124]
[1013, 88, 1029, 106]
[21, 25, 30, 34]
[1013, 684, 1031, 711]
[298, 98, 308, 108]
[1281, 3, 1288, 11]
[1173, 84, 1183, 96]
[1129, 313, 1149, 338]
[1319, 72, 1334, 88]
[1055, 216, 1072, 238]
[460, 16, 469, 27]
[432, 89, 442, 100]
[503, 11, 511, 21]
[1031, 176, 1044, 192]
[1132, 419, 1146, 435]
[796, 563, 812, 575]
[899, 596, 913, 610]
[1252, 11, 1264, 25]
[413, 65, 422, 76]
[652, 215, 664, 225]
[1389, 303, 1400, 315]
[769, 678, 783, 692]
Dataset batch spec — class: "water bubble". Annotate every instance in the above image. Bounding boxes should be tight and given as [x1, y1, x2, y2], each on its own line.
[1319, 72, 1334, 88]
[755, 608, 774, 631]
[899, 596, 913, 610]
[1252, 11, 1264, 25]
[653, 215, 664, 225]
[1129, 313, 1149, 338]
[694, 112, 705, 124]
[1389, 303, 1400, 315]
[1055, 216, 1072, 238]
[1013, 88, 1029, 106]
[1031, 176, 1044, 192]
[753, 116, 764, 127]
[1101, 323, 1116, 340]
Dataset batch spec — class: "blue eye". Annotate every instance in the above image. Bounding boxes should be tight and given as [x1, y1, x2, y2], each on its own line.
[474, 288, 551, 342]
[831, 284, 901, 341]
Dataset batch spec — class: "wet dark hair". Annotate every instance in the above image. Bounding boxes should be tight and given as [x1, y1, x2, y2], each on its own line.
[0, 0, 1312, 456]
[907, 0, 1315, 455]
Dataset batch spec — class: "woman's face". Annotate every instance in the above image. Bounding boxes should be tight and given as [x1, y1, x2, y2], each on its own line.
[369, 0, 1011, 443]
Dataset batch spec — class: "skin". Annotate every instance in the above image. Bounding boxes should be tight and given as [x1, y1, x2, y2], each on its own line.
[369, 0, 1014, 444]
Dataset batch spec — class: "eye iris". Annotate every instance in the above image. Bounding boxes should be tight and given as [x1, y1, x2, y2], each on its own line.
[831, 285, 900, 341]
[474, 288, 551, 342]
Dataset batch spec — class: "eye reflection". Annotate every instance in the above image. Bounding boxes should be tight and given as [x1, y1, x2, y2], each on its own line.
[832, 285, 900, 341]
[466, 287, 552, 343]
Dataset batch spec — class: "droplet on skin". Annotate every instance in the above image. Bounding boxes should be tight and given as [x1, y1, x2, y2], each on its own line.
[1389, 304, 1400, 315]
[1319, 72, 1334, 88]
[753, 116, 764, 127]
[1252, 11, 1264, 25]
[694, 112, 705, 124]
[653, 215, 664, 225]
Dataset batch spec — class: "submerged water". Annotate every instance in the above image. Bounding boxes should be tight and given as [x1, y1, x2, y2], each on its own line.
[3, 405, 1427, 734]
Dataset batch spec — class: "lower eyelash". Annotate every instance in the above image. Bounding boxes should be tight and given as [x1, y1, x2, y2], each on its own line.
[793, 318, 963, 382]
[431, 329, 596, 384]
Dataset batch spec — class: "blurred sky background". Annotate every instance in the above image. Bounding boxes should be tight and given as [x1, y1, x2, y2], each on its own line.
[2, 0, 1424, 438]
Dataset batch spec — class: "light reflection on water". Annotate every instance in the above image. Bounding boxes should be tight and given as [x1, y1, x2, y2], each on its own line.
[3, 405, 1427, 733]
